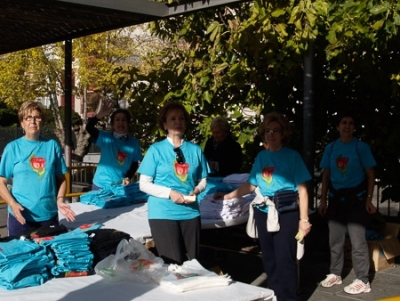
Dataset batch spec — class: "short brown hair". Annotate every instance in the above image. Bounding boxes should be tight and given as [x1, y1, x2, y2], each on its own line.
[157, 102, 190, 135]
[18, 100, 46, 123]
[259, 112, 292, 145]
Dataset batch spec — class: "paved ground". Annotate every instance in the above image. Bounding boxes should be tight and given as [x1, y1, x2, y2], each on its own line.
[1, 203, 400, 300]
[198, 214, 400, 301]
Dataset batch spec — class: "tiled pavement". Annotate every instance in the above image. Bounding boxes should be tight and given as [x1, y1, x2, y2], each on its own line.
[1, 203, 400, 300]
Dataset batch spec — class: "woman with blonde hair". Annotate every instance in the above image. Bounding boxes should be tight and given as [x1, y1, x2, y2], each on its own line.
[0, 100, 75, 236]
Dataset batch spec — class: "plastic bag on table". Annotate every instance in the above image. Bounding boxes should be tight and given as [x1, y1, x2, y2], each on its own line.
[94, 238, 166, 282]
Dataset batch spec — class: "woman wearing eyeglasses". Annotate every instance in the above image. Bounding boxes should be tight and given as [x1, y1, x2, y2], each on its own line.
[0, 100, 76, 237]
[215, 112, 311, 301]
[138, 101, 209, 264]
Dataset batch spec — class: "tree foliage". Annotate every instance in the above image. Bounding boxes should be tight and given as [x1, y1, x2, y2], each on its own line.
[118, 0, 400, 186]
[0, 0, 399, 194]
[0, 26, 164, 160]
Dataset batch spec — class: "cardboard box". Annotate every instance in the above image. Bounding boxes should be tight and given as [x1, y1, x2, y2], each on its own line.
[344, 223, 400, 272]
[368, 223, 400, 271]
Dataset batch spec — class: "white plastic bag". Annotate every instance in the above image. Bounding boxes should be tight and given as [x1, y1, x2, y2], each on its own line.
[95, 238, 166, 282]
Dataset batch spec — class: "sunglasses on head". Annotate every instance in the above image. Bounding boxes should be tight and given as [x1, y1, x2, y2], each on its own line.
[173, 147, 186, 164]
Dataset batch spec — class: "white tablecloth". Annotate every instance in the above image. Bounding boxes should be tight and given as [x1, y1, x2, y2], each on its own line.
[59, 202, 248, 240]
[0, 274, 275, 301]
[59, 202, 151, 242]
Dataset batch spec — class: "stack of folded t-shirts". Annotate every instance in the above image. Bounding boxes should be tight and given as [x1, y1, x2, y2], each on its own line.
[156, 259, 232, 292]
[80, 182, 148, 208]
[199, 193, 254, 219]
[33, 227, 94, 277]
[0, 239, 55, 290]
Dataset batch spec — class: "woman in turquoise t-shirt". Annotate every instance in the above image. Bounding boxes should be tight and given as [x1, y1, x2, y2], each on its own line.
[138, 101, 208, 264]
[0, 101, 75, 237]
[318, 109, 376, 294]
[216, 112, 311, 301]
[86, 98, 142, 190]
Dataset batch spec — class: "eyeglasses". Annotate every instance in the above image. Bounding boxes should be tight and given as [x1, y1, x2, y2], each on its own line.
[24, 116, 42, 122]
[173, 147, 186, 164]
[265, 129, 282, 135]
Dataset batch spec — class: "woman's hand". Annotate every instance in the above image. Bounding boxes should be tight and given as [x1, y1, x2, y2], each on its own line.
[169, 190, 186, 204]
[366, 201, 376, 214]
[96, 98, 114, 119]
[318, 201, 327, 217]
[122, 177, 130, 185]
[10, 202, 25, 225]
[299, 220, 312, 237]
[58, 202, 76, 222]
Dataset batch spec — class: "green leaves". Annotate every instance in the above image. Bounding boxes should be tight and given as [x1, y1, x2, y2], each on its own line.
[1, 0, 399, 179]
[207, 21, 223, 46]
[271, 8, 286, 17]
[370, 4, 389, 15]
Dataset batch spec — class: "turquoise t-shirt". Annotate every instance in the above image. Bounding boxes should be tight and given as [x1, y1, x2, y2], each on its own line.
[138, 139, 209, 220]
[0, 137, 67, 222]
[319, 137, 376, 190]
[248, 147, 311, 213]
[93, 131, 142, 189]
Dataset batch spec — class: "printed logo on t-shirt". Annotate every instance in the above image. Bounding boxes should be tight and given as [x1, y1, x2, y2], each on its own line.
[29, 155, 46, 179]
[174, 161, 189, 183]
[262, 165, 275, 186]
[117, 150, 127, 165]
[336, 155, 349, 175]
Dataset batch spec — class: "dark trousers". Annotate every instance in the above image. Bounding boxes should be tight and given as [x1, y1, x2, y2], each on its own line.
[149, 217, 201, 265]
[8, 213, 59, 237]
[254, 208, 299, 301]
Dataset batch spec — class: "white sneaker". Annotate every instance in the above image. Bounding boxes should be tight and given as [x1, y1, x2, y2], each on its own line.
[320, 274, 342, 287]
[344, 279, 371, 294]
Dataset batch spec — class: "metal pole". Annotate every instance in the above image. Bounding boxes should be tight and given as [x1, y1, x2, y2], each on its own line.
[303, 42, 315, 209]
[64, 40, 73, 194]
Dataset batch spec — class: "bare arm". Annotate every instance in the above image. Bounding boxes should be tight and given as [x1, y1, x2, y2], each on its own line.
[0, 176, 25, 224]
[221, 181, 257, 200]
[56, 174, 75, 222]
[365, 167, 376, 214]
[318, 169, 330, 217]
[297, 183, 311, 236]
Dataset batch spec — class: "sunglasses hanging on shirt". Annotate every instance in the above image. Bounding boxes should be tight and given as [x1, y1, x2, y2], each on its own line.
[173, 147, 186, 164]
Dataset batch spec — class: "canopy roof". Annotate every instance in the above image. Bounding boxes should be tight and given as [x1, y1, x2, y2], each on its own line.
[0, 0, 242, 55]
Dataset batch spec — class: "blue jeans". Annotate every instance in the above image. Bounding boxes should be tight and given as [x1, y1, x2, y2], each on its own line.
[254, 208, 299, 301]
